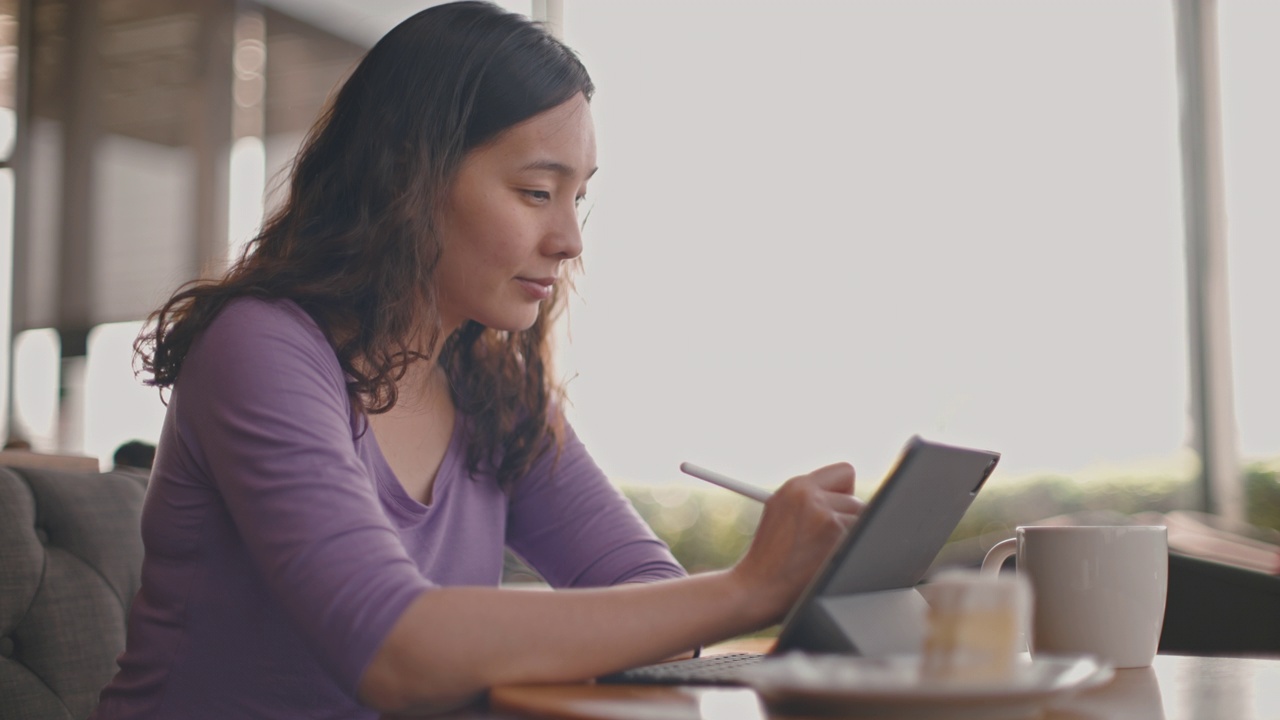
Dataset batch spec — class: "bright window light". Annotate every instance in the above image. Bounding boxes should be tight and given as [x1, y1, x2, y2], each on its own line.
[0, 104, 14, 159]
[12, 328, 60, 451]
[0, 166, 12, 443]
[562, 1, 1188, 488]
[1219, 3, 1280, 464]
[229, 135, 267, 263]
[84, 321, 167, 470]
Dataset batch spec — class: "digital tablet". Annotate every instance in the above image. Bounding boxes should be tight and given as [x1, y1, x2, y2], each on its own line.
[598, 435, 1000, 685]
[773, 435, 1000, 653]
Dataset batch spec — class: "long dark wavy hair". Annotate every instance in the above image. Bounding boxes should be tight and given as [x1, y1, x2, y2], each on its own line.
[136, 1, 594, 489]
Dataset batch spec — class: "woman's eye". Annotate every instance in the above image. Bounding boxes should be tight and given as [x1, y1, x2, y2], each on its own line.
[523, 189, 552, 202]
[575, 195, 586, 208]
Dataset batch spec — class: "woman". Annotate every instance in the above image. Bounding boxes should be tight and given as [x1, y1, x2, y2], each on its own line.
[93, 2, 860, 717]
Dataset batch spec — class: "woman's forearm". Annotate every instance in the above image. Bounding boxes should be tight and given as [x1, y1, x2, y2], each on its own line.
[359, 569, 772, 713]
[360, 464, 857, 715]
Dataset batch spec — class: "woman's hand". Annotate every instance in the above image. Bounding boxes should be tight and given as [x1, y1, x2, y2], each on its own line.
[729, 463, 863, 625]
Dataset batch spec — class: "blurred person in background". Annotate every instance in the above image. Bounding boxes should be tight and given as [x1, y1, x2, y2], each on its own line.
[112, 440, 156, 473]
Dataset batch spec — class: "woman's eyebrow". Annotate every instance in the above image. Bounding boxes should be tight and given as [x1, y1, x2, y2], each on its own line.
[519, 160, 599, 180]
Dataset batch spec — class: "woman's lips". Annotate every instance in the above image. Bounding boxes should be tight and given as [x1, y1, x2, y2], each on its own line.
[515, 277, 555, 300]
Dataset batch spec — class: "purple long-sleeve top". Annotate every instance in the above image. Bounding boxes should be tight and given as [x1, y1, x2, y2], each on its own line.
[91, 298, 686, 720]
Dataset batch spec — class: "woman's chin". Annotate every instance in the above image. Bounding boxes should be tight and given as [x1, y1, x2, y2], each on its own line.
[475, 310, 540, 334]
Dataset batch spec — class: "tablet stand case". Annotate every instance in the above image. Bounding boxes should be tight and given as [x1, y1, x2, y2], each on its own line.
[779, 586, 932, 655]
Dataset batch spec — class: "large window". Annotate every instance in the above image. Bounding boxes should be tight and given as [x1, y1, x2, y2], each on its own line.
[562, 1, 1190, 489]
[6, 1, 1267, 495]
[1219, 3, 1280, 466]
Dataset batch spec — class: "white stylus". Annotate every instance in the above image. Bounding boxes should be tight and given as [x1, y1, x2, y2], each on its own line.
[679, 462, 772, 503]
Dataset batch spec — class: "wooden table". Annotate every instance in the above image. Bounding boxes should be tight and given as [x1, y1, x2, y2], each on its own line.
[474, 653, 1280, 720]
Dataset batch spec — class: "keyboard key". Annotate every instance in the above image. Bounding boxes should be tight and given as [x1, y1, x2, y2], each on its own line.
[597, 653, 765, 686]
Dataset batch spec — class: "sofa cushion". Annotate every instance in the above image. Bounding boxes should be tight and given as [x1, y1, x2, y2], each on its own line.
[0, 466, 146, 720]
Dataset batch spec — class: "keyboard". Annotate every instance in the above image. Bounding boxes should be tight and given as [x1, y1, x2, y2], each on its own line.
[597, 652, 765, 686]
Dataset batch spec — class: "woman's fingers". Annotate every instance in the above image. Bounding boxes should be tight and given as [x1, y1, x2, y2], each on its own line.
[825, 492, 866, 517]
[835, 511, 859, 529]
[783, 464, 859, 510]
[801, 464, 864, 530]
[806, 462, 856, 494]
[771, 465, 864, 535]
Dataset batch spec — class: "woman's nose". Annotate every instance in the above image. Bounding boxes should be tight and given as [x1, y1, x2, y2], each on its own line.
[545, 204, 584, 260]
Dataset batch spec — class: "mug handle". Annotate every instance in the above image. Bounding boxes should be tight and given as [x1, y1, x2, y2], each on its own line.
[981, 538, 1018, 577]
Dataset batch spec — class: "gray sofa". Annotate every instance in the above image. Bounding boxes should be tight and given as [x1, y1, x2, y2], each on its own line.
[0, 464, 146, 720]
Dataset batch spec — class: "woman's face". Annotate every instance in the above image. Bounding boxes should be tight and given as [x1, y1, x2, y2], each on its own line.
[434, 93, 597, 335]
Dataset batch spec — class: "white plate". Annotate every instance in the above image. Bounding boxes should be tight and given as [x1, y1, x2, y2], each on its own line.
[742, 653, 1114, 720]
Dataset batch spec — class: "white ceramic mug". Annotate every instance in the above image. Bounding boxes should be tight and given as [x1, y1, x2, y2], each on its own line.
[981, 525, 1168, 668]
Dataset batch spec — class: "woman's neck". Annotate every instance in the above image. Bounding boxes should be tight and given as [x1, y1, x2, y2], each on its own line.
[393, 360, 452, 413]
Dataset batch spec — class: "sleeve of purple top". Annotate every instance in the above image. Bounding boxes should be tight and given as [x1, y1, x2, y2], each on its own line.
[505, 421, 688, 588]
[175, 299, 435, 696]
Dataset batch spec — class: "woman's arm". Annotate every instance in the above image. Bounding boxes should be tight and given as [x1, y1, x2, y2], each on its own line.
[505, 421, 687, 589]
[359, 462, 859, 714]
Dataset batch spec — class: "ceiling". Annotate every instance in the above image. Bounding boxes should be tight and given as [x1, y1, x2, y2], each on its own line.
[22, 1, 534, 145]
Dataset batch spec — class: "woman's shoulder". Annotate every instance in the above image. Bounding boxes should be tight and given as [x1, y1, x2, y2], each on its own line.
[210, 295, 319, 333]
[189, 296, 339, 376]
[199, 296, 328, 349]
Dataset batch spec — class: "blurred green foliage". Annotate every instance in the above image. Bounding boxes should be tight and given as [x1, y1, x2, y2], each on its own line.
[621, 485, 762, 573]
[948, 473, 1196, 543]
[503, 461, 1280, 582]
[619, 459, 1280, 573]
[1246, 461, 1280, 530]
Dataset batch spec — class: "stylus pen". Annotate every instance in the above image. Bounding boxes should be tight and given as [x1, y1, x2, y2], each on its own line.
[680, 462, 772, 503]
